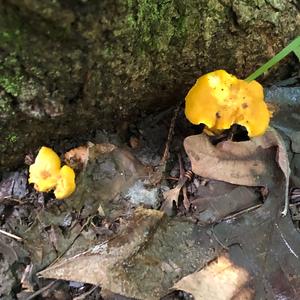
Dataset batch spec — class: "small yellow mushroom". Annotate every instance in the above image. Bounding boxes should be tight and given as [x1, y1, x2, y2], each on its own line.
[28, 146, 61, 192]
[28, 146, 76, 199]
[185, 70, 270, 137]
[54, 165, 76, 199]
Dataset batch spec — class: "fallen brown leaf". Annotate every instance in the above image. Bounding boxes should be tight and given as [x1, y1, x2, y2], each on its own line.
[38, 207, 222, 299]
[184, 128, 288, 187]
[191, 186, 260, 224]
[64, 143, 116, 170]
[184, 127, 290, 215]
[38, 208, 165, 297]
[184, 127, 300, 297]
[64, 145, 90, 169]
[161, 177, 188, 216]
[173, 254, 253, 300]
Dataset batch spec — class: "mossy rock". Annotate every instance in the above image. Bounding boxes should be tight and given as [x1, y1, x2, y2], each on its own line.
[0, 0, 299, 170]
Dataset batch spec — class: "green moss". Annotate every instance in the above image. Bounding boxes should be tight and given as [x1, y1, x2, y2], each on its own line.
[0, 29, 22, 47]
[0, 62, 24, 97]
[123, 0, 227, 54]
[0, 6, 23, 53]
[124, 0, 178, 52]
[0, 52, 39, 100]
[0, 96, 12, 114]
[0, 76, 23, 97]
[6, 133, 18, 144]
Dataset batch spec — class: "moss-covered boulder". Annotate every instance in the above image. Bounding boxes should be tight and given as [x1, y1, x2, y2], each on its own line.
[0, 0, 299, 170]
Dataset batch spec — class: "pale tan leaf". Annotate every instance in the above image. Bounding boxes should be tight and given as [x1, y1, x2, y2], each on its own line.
[173, 254, 253, 300]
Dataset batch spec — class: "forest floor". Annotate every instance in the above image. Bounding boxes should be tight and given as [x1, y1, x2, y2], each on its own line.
[1, 78, 300, 299]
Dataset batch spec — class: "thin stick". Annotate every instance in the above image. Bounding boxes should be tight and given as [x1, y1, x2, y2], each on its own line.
[150, 104, 181, 185]
[222, 204, 262, 221]
[0, 229, 23, 241]
[160, 104, 181, 166]
[48, 216, 93, 267]
[25, 280, 58, 300]
[73, 285, 99, 300]
[211, 225, 229, 250]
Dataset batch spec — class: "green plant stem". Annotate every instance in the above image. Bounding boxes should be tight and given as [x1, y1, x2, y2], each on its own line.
[245, 36, 300, 82]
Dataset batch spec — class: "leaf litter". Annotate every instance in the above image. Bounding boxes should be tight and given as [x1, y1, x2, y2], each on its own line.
[1, 87, 300, 299]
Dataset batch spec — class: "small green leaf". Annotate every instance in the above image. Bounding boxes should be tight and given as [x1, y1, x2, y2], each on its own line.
[245, 36, 300, 82]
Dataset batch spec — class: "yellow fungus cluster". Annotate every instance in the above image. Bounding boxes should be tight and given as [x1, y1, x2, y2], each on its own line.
[185, 70, 270, 137]
[28, 146, 76, 199]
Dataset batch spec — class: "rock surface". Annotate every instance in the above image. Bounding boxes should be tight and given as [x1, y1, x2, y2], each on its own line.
[0, 0, 299, 170]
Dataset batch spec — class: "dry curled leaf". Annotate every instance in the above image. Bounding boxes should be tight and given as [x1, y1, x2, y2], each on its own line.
[184, 129, 284, 186]
[64, 146, 90, 169]
[64, 143, 116, 170]
[161, 177, 187, 216]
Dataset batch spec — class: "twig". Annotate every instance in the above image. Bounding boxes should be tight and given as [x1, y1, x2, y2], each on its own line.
[0, 229, 23, 241]
[150, 103, 181, 185]
[281, 184, 289, 217]
[25, 280, 58, 300]
[178, 153, 191, 210]
[222, 204, 263, 221]
[48, 216, 93, 267]
[73, 285, 99, 300]
[160, 104, 181, 166]
[211, 224, 229, 250]
[1, 196, 25, 205]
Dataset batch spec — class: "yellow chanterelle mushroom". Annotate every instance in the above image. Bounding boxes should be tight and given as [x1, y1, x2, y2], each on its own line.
[54, 165, 76, 199]
[28, 146, 76, 199]
[185, 70, 270, 137]
[28, 146, 61, 192]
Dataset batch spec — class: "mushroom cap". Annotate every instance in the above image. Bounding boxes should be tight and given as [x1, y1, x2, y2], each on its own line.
[28, 146, 61, 192]
[185, 70, 270, 137]
[54, 165, 76, 199]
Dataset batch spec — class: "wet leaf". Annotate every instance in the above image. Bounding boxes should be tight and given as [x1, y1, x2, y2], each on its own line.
[66, 145, 149, 217]
[38, 208, 221, 299]
[183, 127, 300, 297]
[191, 186, 261, 224]
[0, 171, 28, 202]
[266, 87, 300, 139]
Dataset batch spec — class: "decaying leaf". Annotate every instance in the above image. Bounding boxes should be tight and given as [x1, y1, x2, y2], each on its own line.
[64, 143, 116, 170]
[184, 128, 288, 187]
[38, 207, 222, 299]
[191, 186, 261, 224]
[184, 127, 300, 297]
[161, 177, 187, 216]
[173, 254, 253, 300]
[39, 208, 165, 291]
[0, 171, 28, 203]
[66, 145, 149, 217]
[184, 127, 290, 215]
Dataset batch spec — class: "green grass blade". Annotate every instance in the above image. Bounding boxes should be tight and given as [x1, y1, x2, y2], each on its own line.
[293, 45, 300, 61]
[245, 36, 300, 82]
